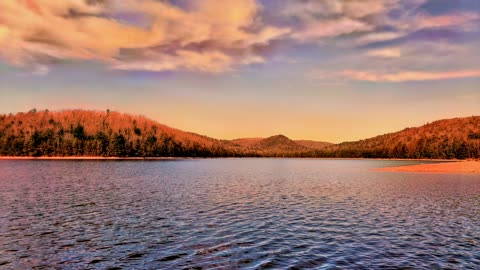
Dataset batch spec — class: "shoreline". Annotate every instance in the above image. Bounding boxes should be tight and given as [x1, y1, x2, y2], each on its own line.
[2, 156, 477, 173]
[376, 160, 480, 174]
[0, 156, 461, 161]
[0, 156, 186, 161]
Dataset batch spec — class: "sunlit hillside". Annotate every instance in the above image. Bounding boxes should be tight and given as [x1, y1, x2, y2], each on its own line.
[0, 109, 248, 157]
[309, 116, 480, 159]
[0, 110, 479, 159]
[232, 137, 332, 154]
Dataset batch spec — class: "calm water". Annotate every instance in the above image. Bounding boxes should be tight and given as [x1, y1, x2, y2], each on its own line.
[0, 159, 479, 269]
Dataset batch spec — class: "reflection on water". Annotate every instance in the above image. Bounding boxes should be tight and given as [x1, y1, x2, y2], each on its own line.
[0, 159, 479, 269]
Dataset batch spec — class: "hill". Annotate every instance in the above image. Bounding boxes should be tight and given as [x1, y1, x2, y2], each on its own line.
[307, 116, 480, 159]
[231, 137, 332, 153]
[253, 135, 306, 152]
[0, 109, 478, 159]
[0, 109, 249, 157]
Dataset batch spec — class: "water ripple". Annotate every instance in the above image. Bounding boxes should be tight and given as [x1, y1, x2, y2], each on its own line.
[0, 159, 479, 269]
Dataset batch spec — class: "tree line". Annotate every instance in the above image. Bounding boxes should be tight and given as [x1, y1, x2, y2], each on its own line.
[0, 109, 254, 157]
[0, 109, 479, 159]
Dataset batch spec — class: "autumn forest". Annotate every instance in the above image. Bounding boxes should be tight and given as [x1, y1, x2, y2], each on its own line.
[0, 109, 479, 159]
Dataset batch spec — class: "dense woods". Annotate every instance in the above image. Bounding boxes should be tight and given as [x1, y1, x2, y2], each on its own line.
[0, 109, 479, 159]
[0, 109, 251, 157]
[301, 116, 480, 159]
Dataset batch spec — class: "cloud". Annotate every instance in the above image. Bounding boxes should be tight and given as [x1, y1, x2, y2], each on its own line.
[0, 0, 478, 75]
[0, 0, 289, 73]
[281, 0, 397, 20]
[299, 1, 480, 84]
[366, 48, 402, 58]
[113, 50, 235, 73]
[280, 0, 397, 42]
[349, 3, 479, 46]
[373, 11, 480, 45]
[291, 17, 373, 41]
[341, 69, 480, 82]
[355, 32, 404, 45]
[279, 1, 477, 44]
[31, 65, 50, 76]
[413, 12, 479, 30]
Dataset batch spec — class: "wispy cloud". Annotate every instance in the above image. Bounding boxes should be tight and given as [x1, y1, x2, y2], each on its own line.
[341, 69, 480, 82]
[366, 48, 402, 58]
[291, 18, 373, 41]
[411, 12, 479, 30]
[280, 0, 396, 42]
[374, 11, 480, 45]
[355, 32, 404, 45]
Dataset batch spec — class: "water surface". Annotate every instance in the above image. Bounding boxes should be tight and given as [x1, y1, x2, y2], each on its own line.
[0, 159, 479, 269]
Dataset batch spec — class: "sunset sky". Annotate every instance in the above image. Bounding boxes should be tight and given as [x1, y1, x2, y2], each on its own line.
[1, 0, 479, 143]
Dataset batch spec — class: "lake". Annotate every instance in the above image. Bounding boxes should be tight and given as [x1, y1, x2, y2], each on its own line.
[0, 159, 479, 269]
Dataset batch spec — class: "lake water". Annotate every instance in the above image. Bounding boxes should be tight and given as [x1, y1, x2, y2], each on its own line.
[0, 159, 479, 269]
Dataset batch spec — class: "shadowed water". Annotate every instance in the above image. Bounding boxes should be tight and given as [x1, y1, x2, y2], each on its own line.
[0, 159, 479, 269]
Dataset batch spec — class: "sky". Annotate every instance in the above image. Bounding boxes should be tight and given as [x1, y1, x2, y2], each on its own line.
[0, 0, 479, 143]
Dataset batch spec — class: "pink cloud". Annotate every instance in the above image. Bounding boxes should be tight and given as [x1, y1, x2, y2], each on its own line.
[292, 17, 373, 41]
[0, 0, 289, 73]
[366, 48, 402, 58]
[0, 0, 478, 75]
[341, 69, 480, 82]
[415, 12, 479, 29]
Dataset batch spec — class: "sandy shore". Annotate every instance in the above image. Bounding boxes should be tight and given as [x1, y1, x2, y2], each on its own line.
[376, 160, 480, 174]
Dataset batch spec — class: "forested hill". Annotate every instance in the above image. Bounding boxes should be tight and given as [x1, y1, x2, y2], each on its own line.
[306, 116, 480, 159]
[231, 135, 332, 155]
[0, 109, 479, 159]
[0, 109, 250, 157]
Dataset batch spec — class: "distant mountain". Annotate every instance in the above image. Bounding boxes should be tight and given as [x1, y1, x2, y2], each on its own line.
[231, 135, 332, 154]
[253, 135, 306, 152]
[0, 109, 478, 159]
[309, 116, 480, 159]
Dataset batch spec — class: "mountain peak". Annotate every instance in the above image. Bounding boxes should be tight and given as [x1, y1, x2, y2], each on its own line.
[266, 134, 290, 141]
[254, 134, 306, 152]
